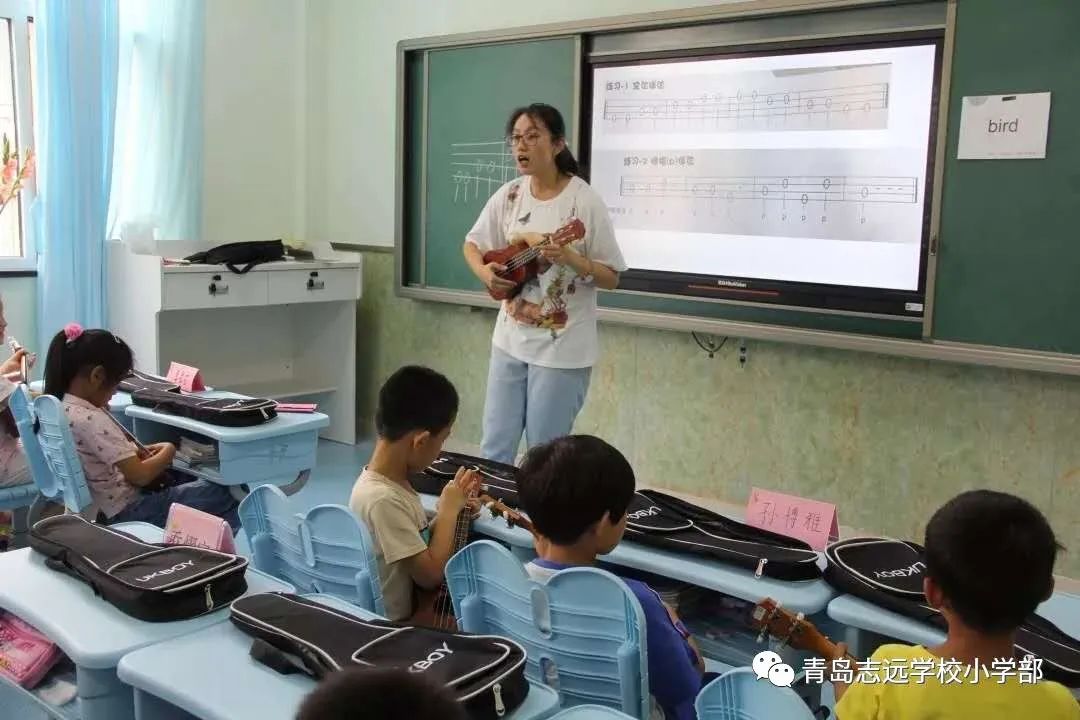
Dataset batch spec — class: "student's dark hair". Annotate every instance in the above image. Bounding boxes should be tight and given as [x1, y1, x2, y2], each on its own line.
[374, 365, 458, 442]
[43, 328, 134, 398]
[506, 103, 580, 176]
[517, 435, 635, 545]
[924, 489, 1063, 634]
[295, 667, 467, 720]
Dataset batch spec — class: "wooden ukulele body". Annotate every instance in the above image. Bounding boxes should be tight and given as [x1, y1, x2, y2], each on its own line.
[481, 218, 586, 301]
[483, 241, 536, 301]
[410, 585, 459, 631]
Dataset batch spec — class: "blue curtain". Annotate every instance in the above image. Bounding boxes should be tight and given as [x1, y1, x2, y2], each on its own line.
[34, 0, 119, 352]
[108, 0, 205, 244]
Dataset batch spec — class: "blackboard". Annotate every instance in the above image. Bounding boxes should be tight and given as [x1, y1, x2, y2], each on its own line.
[931, 0, 1080, 353]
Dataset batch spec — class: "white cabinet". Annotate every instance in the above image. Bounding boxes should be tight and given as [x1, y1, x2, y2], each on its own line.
[108, 241, 362, 444]
[163, 270, 269, 310]
[267, 267, 358, 305]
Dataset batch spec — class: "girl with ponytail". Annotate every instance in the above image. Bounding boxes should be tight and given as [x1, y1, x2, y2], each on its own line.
[462, 103, 627, 465]
[44, 323, 239, 529]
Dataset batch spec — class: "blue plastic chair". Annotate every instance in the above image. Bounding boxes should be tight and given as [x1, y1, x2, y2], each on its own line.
[1, 386, 51, 539]
[32, 394, 93, 515]
[695, 668, 815, 720]
[445, 540, 650, 719]
[238, 484, 385, 615]
[550, 706, 637, 719]
[10, 386, 55, 495]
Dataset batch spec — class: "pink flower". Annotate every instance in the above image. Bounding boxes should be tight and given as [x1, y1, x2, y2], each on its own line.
[63, 323, 84, 343]
[1, 158, 15, 184]
[22, 151, 34, 180]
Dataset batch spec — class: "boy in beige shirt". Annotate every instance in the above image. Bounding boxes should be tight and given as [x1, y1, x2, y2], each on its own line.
[349, 366, 479, 621]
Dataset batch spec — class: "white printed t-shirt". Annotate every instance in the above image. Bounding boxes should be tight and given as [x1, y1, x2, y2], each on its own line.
[466, 176, 627, 369]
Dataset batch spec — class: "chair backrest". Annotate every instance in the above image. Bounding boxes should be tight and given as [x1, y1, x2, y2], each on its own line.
[31, 395, 92, 514]
[695, 668, 816, 720]
[445, 540, 650, 719]
[9, 386, 56, 498]
[238, 484, 385, 615]
[549, 706, 637, 719]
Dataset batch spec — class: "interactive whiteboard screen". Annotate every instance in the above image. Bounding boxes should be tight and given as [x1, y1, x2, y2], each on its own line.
[589, 42, 939, 296]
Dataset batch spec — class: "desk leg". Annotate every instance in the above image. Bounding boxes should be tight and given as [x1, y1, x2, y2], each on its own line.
[278, 469, 311, 497]
[133, 689, 199, 720]
[77, 667, 135, 720]
[230, 470, 311, 502]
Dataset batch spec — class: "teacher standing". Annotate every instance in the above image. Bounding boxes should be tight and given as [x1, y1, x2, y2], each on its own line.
[463, 103, 626, 465]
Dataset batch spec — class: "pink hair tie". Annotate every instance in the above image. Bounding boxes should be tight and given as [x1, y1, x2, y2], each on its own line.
[63, 323, 84, 343]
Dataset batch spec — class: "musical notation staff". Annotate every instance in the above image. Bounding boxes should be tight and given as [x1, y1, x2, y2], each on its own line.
[450, 141, 516, 203]
[603, 83, 889, 129]
[619, 175, 918, 205]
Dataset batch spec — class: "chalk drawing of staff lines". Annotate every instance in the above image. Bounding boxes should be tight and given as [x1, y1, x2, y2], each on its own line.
[450, 141, 518, 203]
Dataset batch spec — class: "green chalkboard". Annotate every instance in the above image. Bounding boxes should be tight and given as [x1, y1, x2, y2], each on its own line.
[418, 39, 578, 291]
[932, 0, 1080, 353]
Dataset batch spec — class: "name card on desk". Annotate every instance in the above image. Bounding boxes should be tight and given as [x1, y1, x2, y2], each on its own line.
[164, 503, 235, 553]
[275, 403, 317, 413]
[166, 362, 206, 393]
[746, 487, 838, 551]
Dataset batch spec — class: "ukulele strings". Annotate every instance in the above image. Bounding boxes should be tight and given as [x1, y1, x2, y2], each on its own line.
[435, 501, 474, 626]
[498, 236, 554, 275]
[497, 224, 576, 277]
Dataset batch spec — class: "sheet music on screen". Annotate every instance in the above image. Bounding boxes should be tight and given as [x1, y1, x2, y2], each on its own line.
[589, 43, 938, 293]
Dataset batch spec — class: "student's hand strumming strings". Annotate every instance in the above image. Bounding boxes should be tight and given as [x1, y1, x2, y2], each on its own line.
[438, 467, 481, 517]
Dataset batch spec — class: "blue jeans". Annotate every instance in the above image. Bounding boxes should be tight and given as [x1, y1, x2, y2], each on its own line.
[109, 476, 240, 531]
[480, 346, 592, 465]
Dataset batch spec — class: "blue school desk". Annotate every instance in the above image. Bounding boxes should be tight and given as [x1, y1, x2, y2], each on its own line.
[0, 522, 293, 720]
[124, 392, 329, 497]
[420, 494, 834, 617]
[116, 594, 563, 720]
[826, 590, 1080, 658]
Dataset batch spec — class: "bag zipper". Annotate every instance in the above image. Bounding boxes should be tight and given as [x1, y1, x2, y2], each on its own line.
[205, 584, 214, 611]
[493, 683, 505, 717]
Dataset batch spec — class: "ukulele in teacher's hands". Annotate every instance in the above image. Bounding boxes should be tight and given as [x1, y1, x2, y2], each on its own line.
[482, 218, 587, 301]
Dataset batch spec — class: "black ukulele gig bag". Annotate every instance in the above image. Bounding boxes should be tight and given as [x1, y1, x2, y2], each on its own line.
[130, 388, 277, 427]
[184, 239, 286, 274]
[825, 537, 1080, 687]
[230, 592, 528, 720]
[118, 369, 181, 394]
[414, 453, 821, 581]
[29, 515, 248, 622]
[623, 490, 823, 581]
[412, 451, 520, 507]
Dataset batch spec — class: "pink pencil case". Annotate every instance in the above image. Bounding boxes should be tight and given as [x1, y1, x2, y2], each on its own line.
[164, 503, 236, 553]
[0, 612, 63, 688]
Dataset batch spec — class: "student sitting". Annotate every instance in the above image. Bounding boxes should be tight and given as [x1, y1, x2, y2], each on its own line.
[516, 435, 705, 720]
[296, 667, 466, 720]
[832, 489, 1079, 719]
[0, 294, 35, 490]
[349, 366, 480, 622]
[43, 324, 239, 529]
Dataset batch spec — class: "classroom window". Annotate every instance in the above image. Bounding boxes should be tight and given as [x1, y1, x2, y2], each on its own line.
[0, 0, 35, 272]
